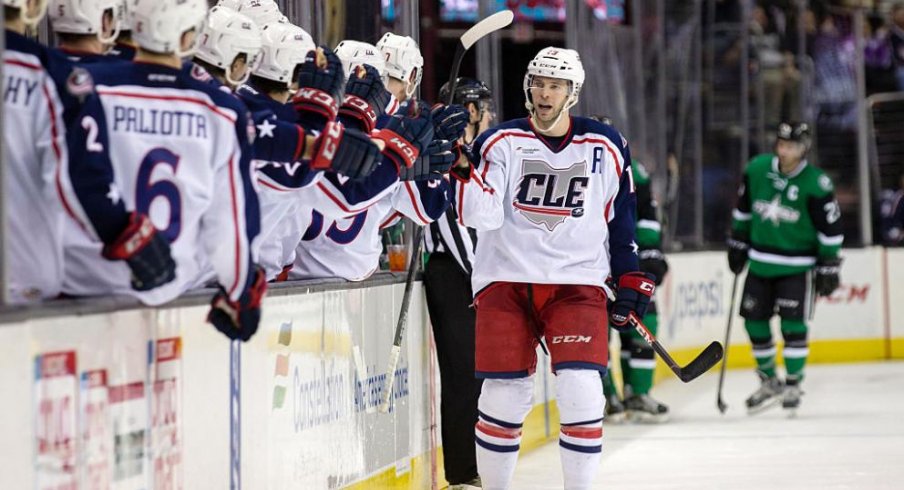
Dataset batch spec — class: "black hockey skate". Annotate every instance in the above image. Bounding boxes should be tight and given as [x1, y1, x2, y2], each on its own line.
[625, 394, 669, 423]
[605, 393, 627, 424]
[745, 372, 784, 415]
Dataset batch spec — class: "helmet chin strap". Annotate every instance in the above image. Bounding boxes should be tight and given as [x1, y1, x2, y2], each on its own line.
[530, 95, 577, 136]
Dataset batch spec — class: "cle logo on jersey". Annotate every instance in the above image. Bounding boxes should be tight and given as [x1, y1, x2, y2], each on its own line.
[514, 160, 588, 231]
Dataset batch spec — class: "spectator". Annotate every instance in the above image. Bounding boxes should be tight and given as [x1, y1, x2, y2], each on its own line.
[750, 3, 801, 129]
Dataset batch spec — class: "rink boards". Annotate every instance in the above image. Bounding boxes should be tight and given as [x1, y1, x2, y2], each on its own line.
[0, 247, 901, 489]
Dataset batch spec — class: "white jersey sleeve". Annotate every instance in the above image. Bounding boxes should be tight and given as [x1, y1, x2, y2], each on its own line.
[450, 136, 506, 231]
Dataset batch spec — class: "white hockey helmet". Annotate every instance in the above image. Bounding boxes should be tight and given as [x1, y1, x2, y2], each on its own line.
[236, 0, 287, 27]
[195, 6, 262, 87]
[215, 0, 242, 8]
[335, 39, 386, 82]
[5, 0, 50, 27]
[48, 0, 122, 44]
[376, 32, 423, 98]
[523, 46, 585, 114]
[252, 22, 314, 88]
[131, 0, 207, 57]
[115, 0, 136, 31]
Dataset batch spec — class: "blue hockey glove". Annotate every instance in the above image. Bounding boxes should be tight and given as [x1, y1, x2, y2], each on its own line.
[339, 64, 390, 133]
[609, 272, 656, 332]
[102, 212, 176, 291]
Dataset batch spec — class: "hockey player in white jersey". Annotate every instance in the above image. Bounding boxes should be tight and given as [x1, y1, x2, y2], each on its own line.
[59, 0, 267, 341]
[47, 0, 121, 63]
[192, 5, 262, 90]
[376, 32, 421, 104]
[449, 47, 655, 489]
[3, 0, 81, 302]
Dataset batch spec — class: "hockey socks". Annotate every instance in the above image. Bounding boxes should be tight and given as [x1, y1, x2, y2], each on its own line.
[745, 319, 777, 378]
[475, 378, 534, 490]
[557, 370, 604, 490]
[781, 321, 809, 381]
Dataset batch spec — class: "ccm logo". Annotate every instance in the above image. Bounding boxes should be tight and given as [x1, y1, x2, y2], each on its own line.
[640, 282, 655, 293]
[321, 122, 343, 160]
[550, 335, 592, 344]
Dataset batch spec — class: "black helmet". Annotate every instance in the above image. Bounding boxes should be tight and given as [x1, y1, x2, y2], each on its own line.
[439, 77, 491, 105]
[777, 122, 811, 148]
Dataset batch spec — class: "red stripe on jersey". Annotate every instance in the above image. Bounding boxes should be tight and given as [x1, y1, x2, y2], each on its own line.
[560, 426, 603, 439]
[380, 211, 402, 229]
[315, 181, 379, 214]
[403, 181, 429, 224]
[45, 81, 86, 231]
[570, 138, 623, 179]
[457, 180, 465, 226]
[4, 58, 42, 71]
[513, 202, 572, 216]
[258, 177, 293, 192]
[604, 197, 614, 222]
[97, 89, 237, 124]
[227, 153, 242, 297]
[480, 131, 538, 180]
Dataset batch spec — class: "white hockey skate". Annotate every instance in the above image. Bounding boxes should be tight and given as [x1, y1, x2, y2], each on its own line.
[745, 373, 784, 415]
[625, 394, 670, 423]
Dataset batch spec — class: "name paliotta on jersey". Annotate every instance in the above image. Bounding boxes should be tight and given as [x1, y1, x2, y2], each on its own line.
[112, 105, 210, 138]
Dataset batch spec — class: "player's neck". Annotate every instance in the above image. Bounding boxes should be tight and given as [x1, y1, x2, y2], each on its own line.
[5, 18, 26, 34]
[134, 49, 182, 70]
[59, 36, 105, 56]
[531, 111, 570, 137]
[267, 90, 290, 104]
[778, 158, 805, 175]
[116, 35, 135, 48]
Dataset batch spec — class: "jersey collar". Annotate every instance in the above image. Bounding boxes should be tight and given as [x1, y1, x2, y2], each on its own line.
[528, 116, 574, 154]
[772, 155, 808, 178]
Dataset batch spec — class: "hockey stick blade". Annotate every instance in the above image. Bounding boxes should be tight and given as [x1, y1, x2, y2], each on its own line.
[460, 10, 514, 50]
[677, 341, 724, 383]
[629, 313, 724, 383]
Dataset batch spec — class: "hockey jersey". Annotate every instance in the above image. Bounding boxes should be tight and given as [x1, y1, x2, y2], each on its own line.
[732, 154, 843, 277]
[450, 116, 639, 295]
[633, 161, 662, 250]
[59, 61, 260, 305]
[3, 30, 77, 302]
[291, 178, 451, 281]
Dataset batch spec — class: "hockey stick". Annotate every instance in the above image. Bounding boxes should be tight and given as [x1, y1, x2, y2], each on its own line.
[628, 312, 724, 383]
[716, 273, 740, 413]
[378, 10, 514, 414]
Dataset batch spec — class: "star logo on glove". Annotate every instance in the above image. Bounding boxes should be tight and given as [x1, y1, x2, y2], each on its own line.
[256, 119, 276, 139]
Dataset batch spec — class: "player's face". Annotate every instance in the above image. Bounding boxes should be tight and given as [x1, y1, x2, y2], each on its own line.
[230, 53, 249, 87]
[776, 139, 806, 166]
[529, 76, 569, 122]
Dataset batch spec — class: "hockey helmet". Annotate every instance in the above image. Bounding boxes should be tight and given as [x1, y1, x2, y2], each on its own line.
[776, 122, 811, 150]
[376, 32, 423, 98]
[439, 77, 491, 106]
[131, 0, 208, 57]
[523, 46, 584, 113]
[335, 40, 386, 82]
[48, 0, 122, 44]
[235, 0, 287, 27]
[252, 21, 314, 87]
[5, 0, 49, 27]
[195, 6, 262, 87]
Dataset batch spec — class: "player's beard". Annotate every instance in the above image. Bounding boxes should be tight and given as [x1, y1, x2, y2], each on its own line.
[532, 98, 568, 133]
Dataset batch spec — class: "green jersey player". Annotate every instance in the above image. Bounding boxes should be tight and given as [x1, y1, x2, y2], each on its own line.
[728, 122, 843, 414]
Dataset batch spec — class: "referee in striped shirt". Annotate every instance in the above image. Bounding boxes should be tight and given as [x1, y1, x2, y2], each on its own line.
[423, 77, 494, 490]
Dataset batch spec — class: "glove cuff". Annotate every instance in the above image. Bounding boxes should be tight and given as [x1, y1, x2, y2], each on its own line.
[310, 121, 345, 171]
[618, 271, 656, 297]
[372, 128, 419, 170]
[338, 94, 377, 133]
[293, 87, 338, 122]
[102, 212, 157, 260]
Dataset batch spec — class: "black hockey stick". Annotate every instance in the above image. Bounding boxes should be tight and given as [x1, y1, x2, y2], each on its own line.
[716, 273, 741, 413]
[378, 10, 514, 413]
[628, 312, 724, 383]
